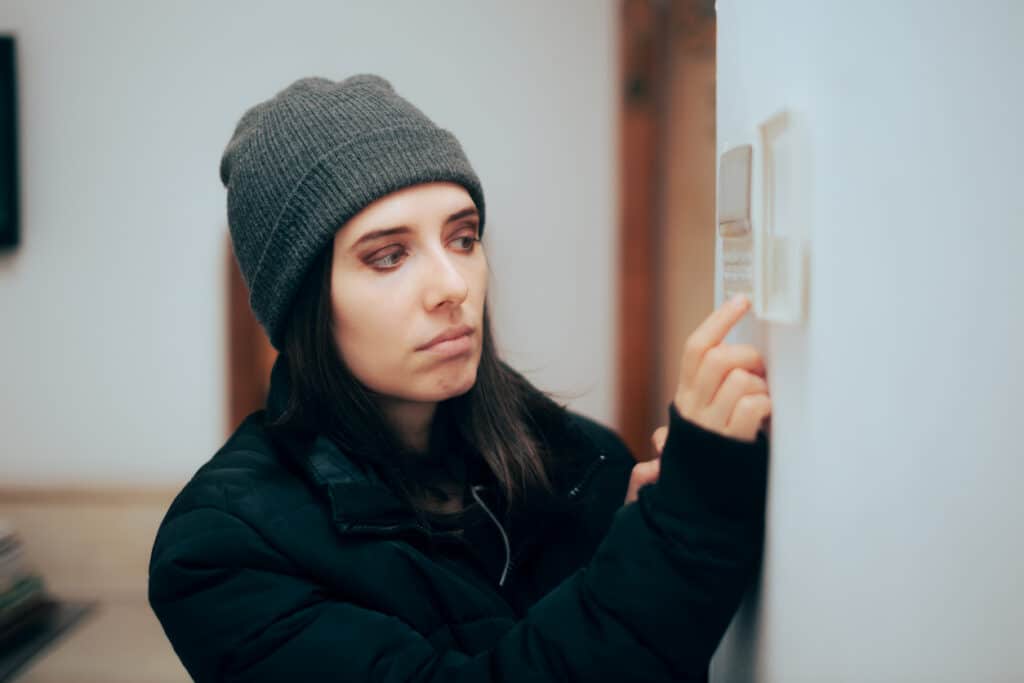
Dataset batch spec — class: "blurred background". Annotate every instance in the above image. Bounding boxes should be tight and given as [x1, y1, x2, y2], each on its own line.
[0, 1, 697, 680]
[1, 1, 1022, 682]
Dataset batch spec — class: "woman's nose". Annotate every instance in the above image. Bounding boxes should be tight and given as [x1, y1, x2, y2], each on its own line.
[423, 249, 469, 308]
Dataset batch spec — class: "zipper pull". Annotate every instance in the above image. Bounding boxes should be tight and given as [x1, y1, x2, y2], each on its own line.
[568, 453, 607, 499]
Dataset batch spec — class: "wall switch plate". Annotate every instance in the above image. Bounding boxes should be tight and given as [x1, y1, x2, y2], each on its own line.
[717, 111, 808, 324]
[758, 111, 807, 324]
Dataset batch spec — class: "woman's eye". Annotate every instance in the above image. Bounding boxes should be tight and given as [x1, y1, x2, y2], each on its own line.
[368, 234, 478, 272]
[370, 248, 406, 270]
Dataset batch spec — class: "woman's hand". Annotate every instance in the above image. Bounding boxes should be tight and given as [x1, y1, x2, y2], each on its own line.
[675, 294, 770, 442]
[623, 426, 667, 505]
[623, 294, 771, 506]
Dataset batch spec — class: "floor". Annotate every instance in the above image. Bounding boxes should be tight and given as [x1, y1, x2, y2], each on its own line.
[17, 602, 189, 683]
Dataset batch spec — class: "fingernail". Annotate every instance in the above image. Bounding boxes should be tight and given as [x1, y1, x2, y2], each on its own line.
[730, 293, 748, 308]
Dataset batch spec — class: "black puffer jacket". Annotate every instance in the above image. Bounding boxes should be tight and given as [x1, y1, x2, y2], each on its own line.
[148, 359, 768, 682]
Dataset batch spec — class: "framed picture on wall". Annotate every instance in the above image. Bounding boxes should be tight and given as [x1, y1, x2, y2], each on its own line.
[0, 35, 19, 250]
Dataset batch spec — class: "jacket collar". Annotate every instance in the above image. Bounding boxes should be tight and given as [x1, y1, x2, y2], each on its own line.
[264, 354, 428, 539]
[263, 354, 604, 540]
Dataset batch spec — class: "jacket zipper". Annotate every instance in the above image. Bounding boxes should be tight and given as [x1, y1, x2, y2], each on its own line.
[567, 451, 608, 500]
[502, 451, 610, 576]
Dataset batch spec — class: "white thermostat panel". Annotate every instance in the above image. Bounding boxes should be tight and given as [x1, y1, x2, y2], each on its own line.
[717, 111, 809, 324]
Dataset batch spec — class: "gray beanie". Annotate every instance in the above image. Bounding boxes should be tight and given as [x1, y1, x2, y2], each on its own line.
[219, 74, 486, 350]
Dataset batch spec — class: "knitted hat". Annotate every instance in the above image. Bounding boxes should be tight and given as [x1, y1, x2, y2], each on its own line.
[219, 74, 486, 350]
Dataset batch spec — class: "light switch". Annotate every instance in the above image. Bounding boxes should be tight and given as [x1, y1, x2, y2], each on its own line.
[718, 145, 752, 238]
[717, 145, 754, 300]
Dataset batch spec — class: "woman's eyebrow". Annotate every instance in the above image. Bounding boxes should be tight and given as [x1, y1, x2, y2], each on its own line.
[444, 206, 479, 223]
[349, 206, 479, 251]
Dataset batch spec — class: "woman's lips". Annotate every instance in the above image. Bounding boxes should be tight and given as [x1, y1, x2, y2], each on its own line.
[418, 324, 474, 350]
[419, 331, 473, 359]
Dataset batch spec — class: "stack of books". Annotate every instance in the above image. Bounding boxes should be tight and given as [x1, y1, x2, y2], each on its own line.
[0, 520, 96, 682]
[0, 521, 56, 654]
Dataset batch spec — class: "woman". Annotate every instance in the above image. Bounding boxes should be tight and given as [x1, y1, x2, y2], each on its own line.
[148, 74, 772, 682]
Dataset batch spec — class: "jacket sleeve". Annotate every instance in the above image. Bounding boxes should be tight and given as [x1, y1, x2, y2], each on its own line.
[149, 401, 768, 682]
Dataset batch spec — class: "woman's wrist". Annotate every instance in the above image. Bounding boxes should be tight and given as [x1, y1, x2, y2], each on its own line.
[648, 401, 769, 523]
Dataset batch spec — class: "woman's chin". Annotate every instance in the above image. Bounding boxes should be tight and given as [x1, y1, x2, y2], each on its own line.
[421, 360, 479, 400]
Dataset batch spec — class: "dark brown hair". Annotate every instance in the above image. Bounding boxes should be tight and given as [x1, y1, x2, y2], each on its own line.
[265, 236, 581, 522]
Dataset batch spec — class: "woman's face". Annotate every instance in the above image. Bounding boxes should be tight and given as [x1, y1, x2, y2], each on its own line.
[330, 182, 487, 404]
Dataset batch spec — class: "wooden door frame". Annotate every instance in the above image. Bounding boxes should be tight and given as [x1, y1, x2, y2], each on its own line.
[225, 236, 276, 434]
[617, 0, 670, 459]
[617, 0, 715, 459]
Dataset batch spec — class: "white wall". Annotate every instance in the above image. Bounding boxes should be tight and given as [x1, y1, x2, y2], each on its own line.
[0, 1, 617, 485]
[712, 2, 1024, 681]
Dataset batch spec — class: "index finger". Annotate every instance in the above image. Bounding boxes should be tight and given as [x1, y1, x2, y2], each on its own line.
[681, 294, 751, 380]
